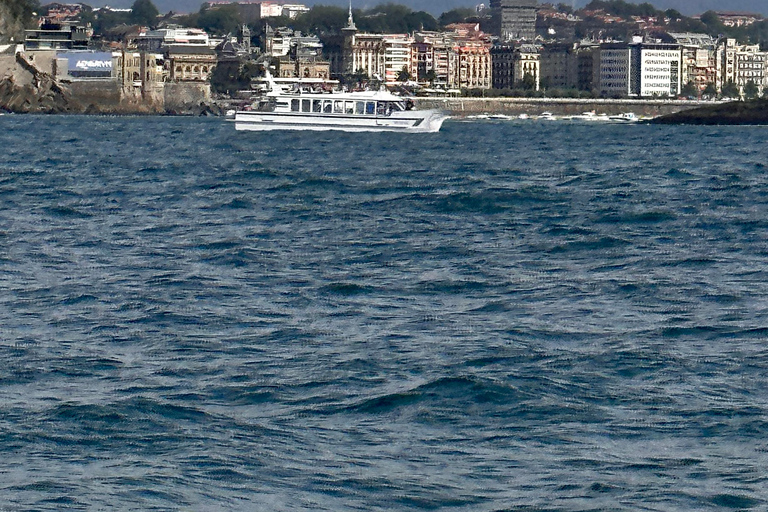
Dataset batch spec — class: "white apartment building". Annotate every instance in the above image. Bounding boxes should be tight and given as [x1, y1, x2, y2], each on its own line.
[259, 2, 284, 18]
[349, 33, 415, 84]
[718, 38, 767, 95]
[282, 4, 310, 18]
[383, 34, 415, 83]
[598, 41, 681, 97]
[637, 44, 682, 97]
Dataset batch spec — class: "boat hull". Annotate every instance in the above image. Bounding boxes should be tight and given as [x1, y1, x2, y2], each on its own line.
[234, 110, 449, 133]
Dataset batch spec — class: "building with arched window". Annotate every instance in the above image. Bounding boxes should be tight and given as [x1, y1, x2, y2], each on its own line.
[165, 46, 217, 82]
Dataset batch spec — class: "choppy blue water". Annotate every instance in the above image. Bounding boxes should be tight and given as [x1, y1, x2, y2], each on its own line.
[1, 115, 768, 511]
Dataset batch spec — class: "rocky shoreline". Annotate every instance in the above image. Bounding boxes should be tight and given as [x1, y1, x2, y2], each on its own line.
[0, 51, 223, 116]
[650, 99, 768, 125]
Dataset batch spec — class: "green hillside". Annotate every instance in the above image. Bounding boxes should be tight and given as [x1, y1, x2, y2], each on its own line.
[0, 0, 39, 44]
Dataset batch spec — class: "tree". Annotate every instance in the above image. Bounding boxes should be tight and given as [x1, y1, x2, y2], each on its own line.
[397, 66, 411, 82]
[438, 8, 475, 27]
[129, 0, 159, 27]
[197, 4, 241, 35]
[0, 0, 39, 43]
[665, 9, 682, 20]
[699, 10, 724, 34]
[702, 82, 718, 99]
[744, 80, 759, 99]
[520, 72, 536, 91]
[292, 5, 347, 35]
[681, 81, 697, 98]
[721, 80, 740, 99]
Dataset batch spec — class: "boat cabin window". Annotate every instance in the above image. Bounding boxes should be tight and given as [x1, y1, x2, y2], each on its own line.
[355, 102, 365, 115]
[302, 99, 311, 112]
[291, 99, 300, 112]
[345, 101, 354, 115]
[323, 100, 332, 113]
[366, 102, 376, 115]
[276, 101, 289, 110]
[377, 102, 386, 116]
[334, 101, 344, 114]
[313, 100, 322, 113]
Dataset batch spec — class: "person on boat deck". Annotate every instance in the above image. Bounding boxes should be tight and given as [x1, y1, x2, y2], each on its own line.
[405, 99, 414, 111]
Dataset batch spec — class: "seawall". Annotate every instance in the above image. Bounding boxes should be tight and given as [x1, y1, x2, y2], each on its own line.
[415, 97, 711, 117]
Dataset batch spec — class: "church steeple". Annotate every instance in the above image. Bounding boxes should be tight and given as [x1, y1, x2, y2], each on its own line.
[345, 0, 356, 30]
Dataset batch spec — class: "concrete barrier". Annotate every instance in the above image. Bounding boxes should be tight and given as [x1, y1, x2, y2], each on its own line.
[415, 97, 710, 117]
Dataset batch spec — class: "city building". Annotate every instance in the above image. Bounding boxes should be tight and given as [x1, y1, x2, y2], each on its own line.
[717, 38, 768, 96]
[411, 24, 491, 89]
[165, 46, 217, 82]
[499, 0, 538, 42]
[283, 4, 310, 18]
[24, 21, 92, 51]
[715, 12, 763, 28]
[663, 33, 716, 95]
[42, 3, 86, 24]
[276, 35, 330, 79]
[491, 43, 539, 90]
[55, 50, 116, 79]
[137, 28, 210, 52]
[539, 42, 572, 89]
[597, 40, 682, 97]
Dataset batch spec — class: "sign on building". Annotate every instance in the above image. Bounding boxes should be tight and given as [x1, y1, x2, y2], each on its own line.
[58, 52, 114, 78]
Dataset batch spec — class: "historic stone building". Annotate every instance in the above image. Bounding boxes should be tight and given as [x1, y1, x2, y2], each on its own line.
[165, 46, 217, 82]
[491, 43, 540, 90]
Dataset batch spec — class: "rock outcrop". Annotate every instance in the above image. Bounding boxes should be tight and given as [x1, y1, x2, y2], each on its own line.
[0, 52, 80, 113]
[651, 99, 768, 125]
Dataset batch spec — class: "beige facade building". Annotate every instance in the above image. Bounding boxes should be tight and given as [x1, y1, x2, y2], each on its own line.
[666, 33, 716, 94]
[411, 24, 491, 89]
[165, 46, 216, 82]
[718, 38, 767, 96]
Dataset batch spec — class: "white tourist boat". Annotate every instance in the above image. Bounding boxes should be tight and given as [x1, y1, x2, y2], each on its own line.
[235, 72, 449, 133]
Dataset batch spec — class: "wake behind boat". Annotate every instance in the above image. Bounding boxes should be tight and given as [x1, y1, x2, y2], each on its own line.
[234, 72, 449, 133]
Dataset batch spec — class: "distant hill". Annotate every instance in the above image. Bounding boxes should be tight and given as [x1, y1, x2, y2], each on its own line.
[81, 0, 768, 19]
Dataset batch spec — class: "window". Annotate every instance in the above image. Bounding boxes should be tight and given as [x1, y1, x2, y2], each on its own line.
[377, 102, 386, 115]
[323, 100, 333, 113]
[355, 101, 365, 115]
[345, 101, 354, 114]
[291, 99, 300, 112]
[302, 99, 311, 112]
[313, 100, 322, 113]
[334, 101, 344, 113]
[366, 102, 375, 115]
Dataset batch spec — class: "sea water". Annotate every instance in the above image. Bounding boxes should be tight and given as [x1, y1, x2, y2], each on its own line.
[1, 115, 768, 511]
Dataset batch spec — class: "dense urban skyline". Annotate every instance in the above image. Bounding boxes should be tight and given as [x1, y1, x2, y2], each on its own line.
[80, 0, 768, 18]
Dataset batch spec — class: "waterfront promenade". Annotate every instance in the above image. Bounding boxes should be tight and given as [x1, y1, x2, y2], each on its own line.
[416, 97, 712, 118]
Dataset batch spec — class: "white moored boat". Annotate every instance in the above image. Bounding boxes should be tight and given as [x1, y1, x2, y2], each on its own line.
[234, 72, 449, 133]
